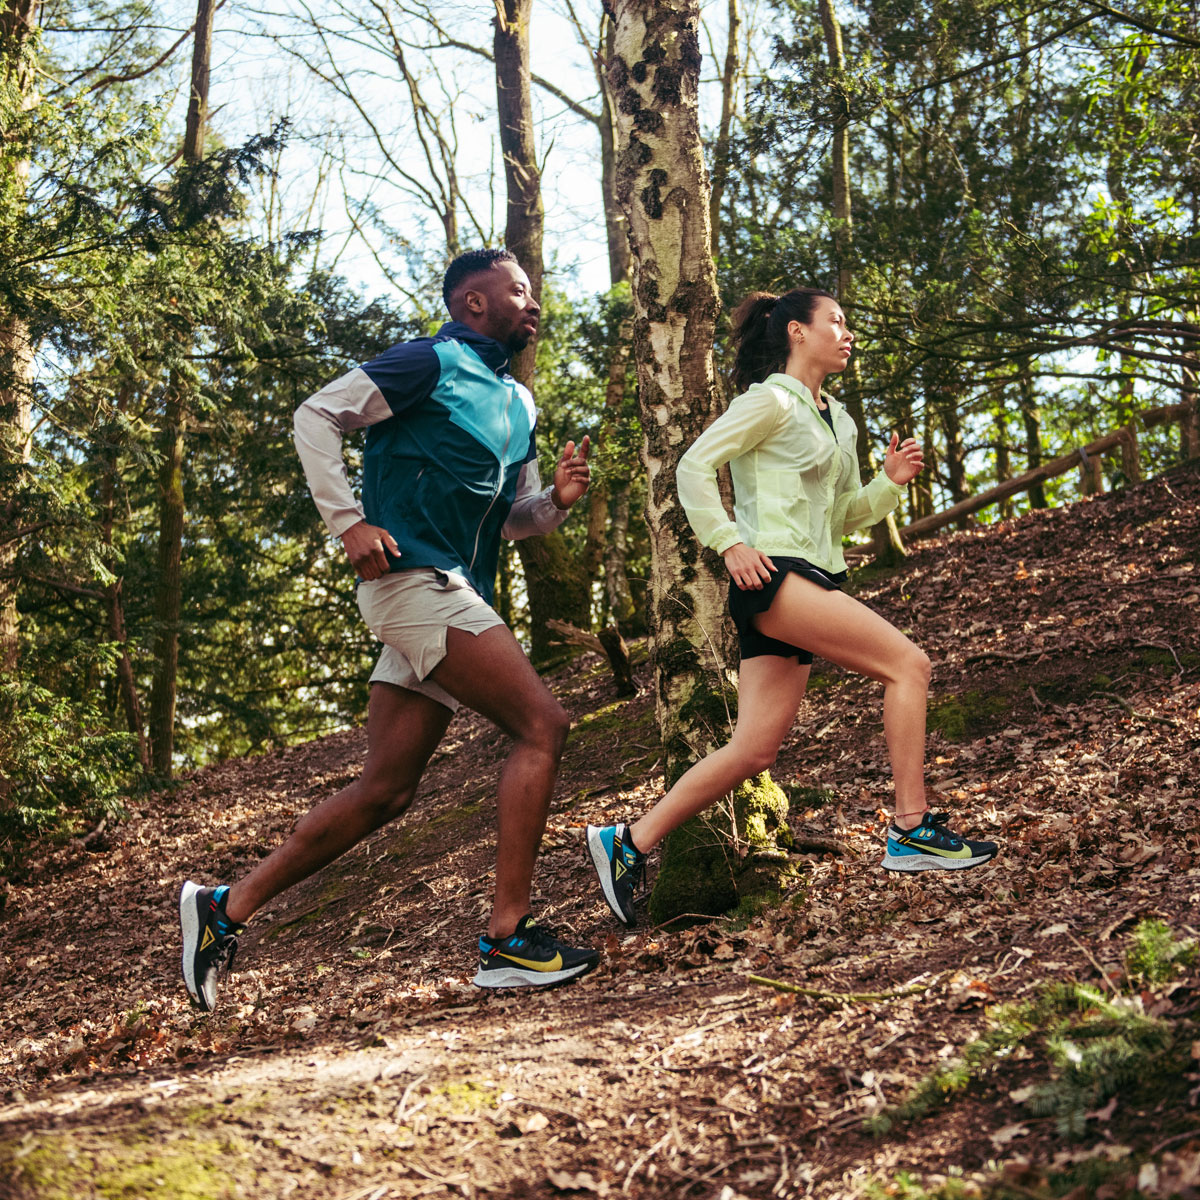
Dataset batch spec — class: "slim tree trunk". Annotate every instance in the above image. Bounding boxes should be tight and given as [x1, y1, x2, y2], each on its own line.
[708, 0, 740, 255]
[0, 0, 39, 678]
[494, 0, 592, 657]
[817, 0, 904, 563]
[148, 0, 215, 776]
[1018, 357, 1047, 508]
[494, 0, 543, 391]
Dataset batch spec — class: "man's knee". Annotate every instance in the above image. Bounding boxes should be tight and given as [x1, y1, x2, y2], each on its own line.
[519, 698, 570, 757]
[356, 777, 418, 826]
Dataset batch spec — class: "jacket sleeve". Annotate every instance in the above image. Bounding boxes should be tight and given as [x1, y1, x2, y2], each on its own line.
[841, 467, 907, 535]
[501, 457, 568, 540]
[293, 367, 393, 538]
[676, 385, 783, 554]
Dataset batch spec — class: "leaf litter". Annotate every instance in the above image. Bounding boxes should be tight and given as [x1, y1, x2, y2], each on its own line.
[0, 464, 1198, 1198]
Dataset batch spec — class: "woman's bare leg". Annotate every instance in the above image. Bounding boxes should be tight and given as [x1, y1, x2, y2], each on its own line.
[753, 574, 931, 824]
[630, 655, 811, 852]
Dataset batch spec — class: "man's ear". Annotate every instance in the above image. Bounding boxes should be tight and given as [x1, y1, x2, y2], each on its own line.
[462, 286, 486, 316]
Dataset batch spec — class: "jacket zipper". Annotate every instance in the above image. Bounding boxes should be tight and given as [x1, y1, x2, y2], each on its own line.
[469, 382, 515, 573]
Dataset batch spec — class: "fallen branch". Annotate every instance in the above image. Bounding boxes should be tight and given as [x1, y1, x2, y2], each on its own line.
[1093, 691, 1181, 727]
[746, 972, 945, 1004]
[546, 618, 636, 696]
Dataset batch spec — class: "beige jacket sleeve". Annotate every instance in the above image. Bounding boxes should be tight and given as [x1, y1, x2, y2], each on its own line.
[676, 386, 784, 555]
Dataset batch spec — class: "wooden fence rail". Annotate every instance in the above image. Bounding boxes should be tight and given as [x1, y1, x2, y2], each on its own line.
[895, 403, 1188, 544]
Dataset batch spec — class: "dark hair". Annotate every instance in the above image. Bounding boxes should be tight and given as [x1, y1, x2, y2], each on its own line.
[728, 287, 836, 392]
[442, 248, 518, 310]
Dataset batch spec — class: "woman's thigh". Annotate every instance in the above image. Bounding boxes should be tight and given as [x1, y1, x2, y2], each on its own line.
[727, 654, 812, 756]
[753, 573, 925, 685]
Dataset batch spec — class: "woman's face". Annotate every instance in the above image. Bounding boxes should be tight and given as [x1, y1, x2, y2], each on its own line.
[787, 297, 854, 377]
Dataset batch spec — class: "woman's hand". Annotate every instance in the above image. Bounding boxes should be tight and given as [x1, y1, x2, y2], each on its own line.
[723, 543, 776, 590]
[884, 433, 924, 486]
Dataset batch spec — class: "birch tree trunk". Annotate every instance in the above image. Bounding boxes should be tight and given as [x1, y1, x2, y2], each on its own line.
[607, 0, 792, 922]
[148, 0, 215, 775]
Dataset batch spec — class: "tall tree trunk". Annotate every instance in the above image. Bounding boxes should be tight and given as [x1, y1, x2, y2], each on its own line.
[0, 0, 39, 678]
[148, 0, 215, 776]
[493, 0, 542, 389]
[494, 0, 592, 660]
[608, 0, 791, 922]
[1018, 357, 1047, 508]
[708, 0, 740, 255]
[1183, 319, 1200, 460]
[817, 0, 905, 564]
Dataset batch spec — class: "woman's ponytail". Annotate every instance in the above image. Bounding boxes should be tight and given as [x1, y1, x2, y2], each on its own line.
[727, 287, 837, 393]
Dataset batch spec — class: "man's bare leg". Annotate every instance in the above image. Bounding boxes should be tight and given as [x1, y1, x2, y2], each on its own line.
[428, 625, 569, 939]
[223, 683, 453, 924]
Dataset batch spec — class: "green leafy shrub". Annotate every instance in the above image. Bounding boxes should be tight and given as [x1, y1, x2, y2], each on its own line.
[0, 645, 137, 870]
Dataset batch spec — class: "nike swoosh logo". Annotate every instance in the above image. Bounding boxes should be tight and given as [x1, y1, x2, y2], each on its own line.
[496, 951, 563, 972]
[898, 837, 972, 859]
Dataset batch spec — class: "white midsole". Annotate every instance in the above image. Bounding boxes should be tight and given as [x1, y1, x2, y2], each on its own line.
[881, 853, 994, 872]
[179, 881, 202, 998]
[472, 963, 588, 988]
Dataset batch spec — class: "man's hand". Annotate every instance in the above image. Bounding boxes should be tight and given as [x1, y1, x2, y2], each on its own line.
[550, 435, 591, 510]
[883, 433, 924, 486]
[342, 520, 400, 580]
[723, 542, 776, 590]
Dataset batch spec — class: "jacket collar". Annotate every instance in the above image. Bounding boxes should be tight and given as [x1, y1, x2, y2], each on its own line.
[764, 371, 840, 415]
[436, 321, 512, 375]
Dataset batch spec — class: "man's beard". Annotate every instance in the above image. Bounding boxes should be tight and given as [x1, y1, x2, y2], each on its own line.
[505, 328, 532, 353]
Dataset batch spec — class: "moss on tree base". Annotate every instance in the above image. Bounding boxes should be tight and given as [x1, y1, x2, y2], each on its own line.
[647, 771, 795, 926]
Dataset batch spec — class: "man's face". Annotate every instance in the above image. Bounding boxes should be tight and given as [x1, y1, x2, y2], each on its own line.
[463, 261, 541, 352]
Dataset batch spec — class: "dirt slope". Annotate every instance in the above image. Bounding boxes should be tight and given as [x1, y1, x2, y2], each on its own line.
[1, 465, 1198, 1200]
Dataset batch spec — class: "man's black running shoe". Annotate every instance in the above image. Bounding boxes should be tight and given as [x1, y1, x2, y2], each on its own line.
[179, 880, 245, 1011]
[472, 915, 598, 988]
[586, 822, 645, 926]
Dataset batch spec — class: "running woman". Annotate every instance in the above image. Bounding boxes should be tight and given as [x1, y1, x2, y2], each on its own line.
[588, 288, 998, 926]
[180, 249, 598, 1009]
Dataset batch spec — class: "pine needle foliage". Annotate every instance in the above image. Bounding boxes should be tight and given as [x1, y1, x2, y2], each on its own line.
[1125, 918, 1198, 985]
[866, 977, 1181, 1140]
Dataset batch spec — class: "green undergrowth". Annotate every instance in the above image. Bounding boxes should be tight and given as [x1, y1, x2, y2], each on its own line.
[868, 921, 1196, 1142]
[0, 1128, 245, 1199]
[865, 1153, 1158, 1200]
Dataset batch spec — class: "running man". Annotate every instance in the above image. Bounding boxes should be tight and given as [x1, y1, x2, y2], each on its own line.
[180, 249, 598, 1009]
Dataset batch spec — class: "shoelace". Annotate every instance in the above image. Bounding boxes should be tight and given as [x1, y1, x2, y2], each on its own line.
[926, 811, 963, 848]
[625, 851, 647, 895]
[214, 932, 240, 974]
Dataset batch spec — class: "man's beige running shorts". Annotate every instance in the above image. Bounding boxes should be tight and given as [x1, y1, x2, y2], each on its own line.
[356, 568, 506, 713]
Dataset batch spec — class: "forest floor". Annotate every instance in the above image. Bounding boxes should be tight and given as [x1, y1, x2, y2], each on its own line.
[1, 463, 1199, 1200]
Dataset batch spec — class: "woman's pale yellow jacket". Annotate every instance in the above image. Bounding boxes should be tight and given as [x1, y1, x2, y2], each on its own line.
[676, 372, 905, 574]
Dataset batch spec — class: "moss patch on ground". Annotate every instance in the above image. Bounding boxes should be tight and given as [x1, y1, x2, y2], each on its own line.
[0, 1128, 247, 1200]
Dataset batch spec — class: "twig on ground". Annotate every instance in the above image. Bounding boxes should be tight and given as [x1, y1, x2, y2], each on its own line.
[623, 1131, 671, 1193]
[1093, 691, 1181, 727]
[746, 972, 946, 1004]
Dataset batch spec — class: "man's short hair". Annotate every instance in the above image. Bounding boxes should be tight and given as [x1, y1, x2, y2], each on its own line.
[442, 248, 518, 310]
